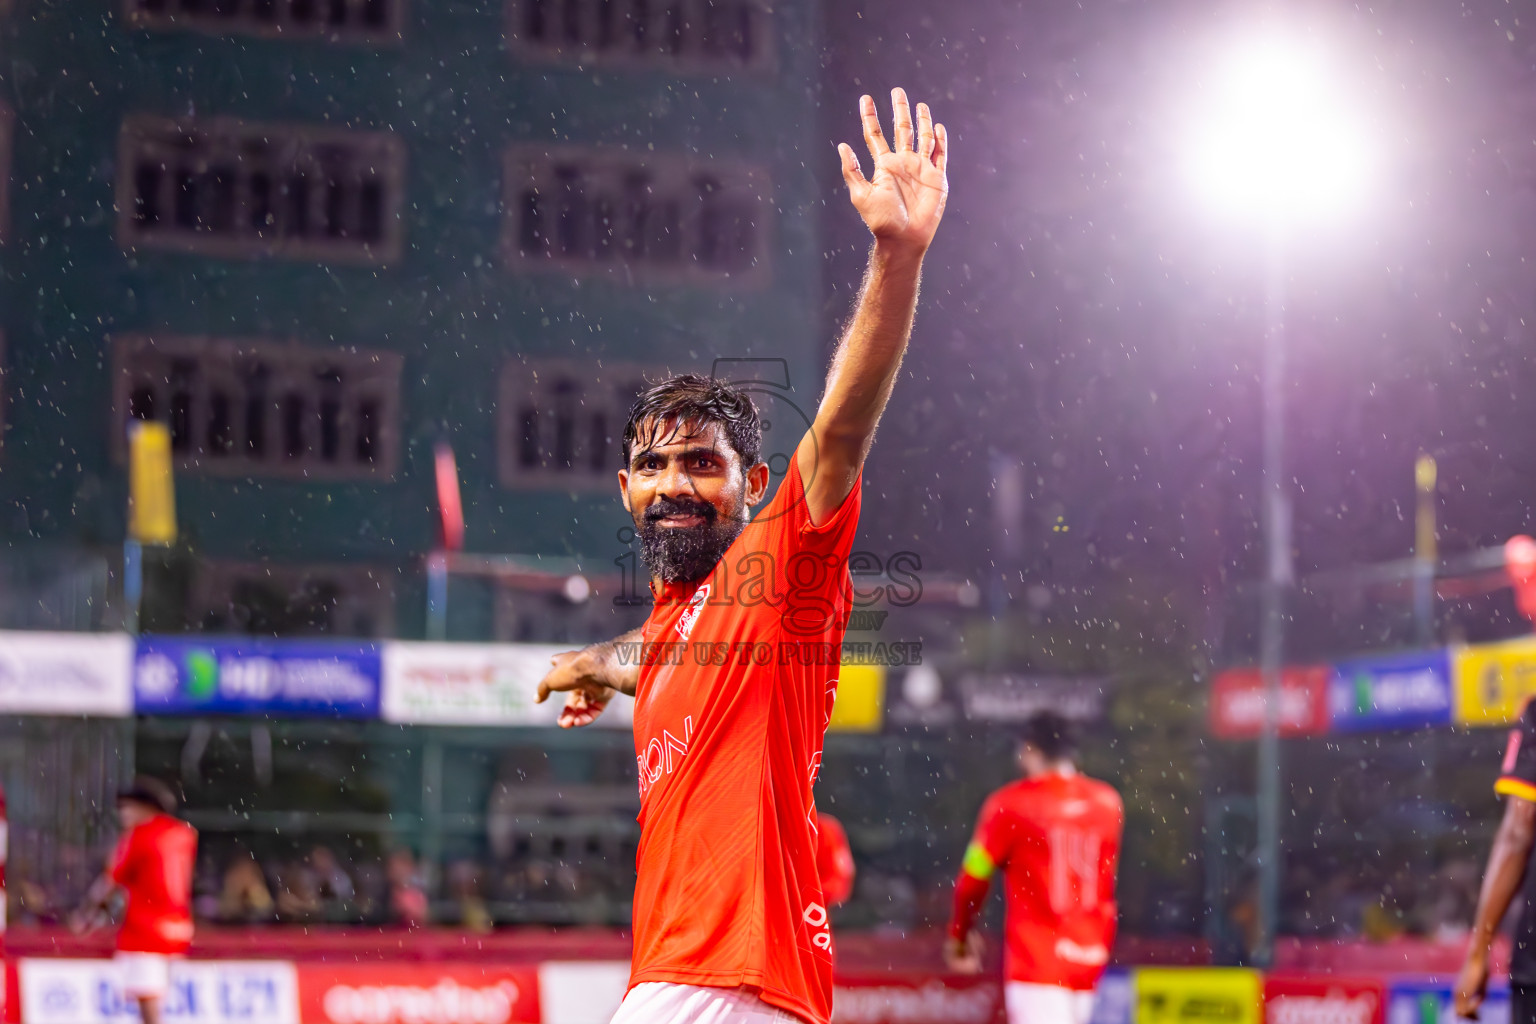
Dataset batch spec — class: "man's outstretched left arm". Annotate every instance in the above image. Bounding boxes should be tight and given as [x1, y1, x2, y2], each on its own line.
[799, 87, 949, 525]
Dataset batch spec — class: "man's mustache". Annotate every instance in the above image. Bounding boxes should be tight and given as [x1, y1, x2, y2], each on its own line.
[645, 498, 718, 524]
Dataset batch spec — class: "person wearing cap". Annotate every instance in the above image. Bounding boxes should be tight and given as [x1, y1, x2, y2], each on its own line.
[72, 776, 197, 1024]
[944, 712, 1123, 1024]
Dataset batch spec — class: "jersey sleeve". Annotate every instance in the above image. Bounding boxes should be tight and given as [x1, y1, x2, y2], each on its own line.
[1496, 700, 1536, 803]
[108, 829, 137, 886]
[754, 448, 863, 559]
[963, 792, 1014, 880]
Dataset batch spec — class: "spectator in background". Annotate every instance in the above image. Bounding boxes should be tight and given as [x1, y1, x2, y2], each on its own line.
[447, 859, 492, 933]
[308, 846, 355, 919]
[387, 848, 428, 927]
[274, 858, 322, 922]
[217, 853, 274, 923]
[816, 813, 856, 908]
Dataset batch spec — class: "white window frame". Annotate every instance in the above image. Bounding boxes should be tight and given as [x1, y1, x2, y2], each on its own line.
[505, 0, 773, 73]
[111, 332, 403, 481]
[501, 145, 771, 286]
[117, 115, 405, 264]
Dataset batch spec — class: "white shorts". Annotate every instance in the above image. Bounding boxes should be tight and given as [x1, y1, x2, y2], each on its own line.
[610, 983, 803, 1024]
[115, 952, 173, 1000]
[1005, 981, 1095, 1024]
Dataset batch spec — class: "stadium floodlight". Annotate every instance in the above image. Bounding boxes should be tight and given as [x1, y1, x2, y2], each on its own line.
[1174, 27, 1382, 970]
[1182, 34, 1374, 227]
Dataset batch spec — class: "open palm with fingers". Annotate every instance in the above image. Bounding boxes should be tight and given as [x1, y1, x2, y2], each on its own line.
[839, 87, 950, 251]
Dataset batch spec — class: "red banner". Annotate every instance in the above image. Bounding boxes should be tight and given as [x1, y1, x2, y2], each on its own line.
[832, 973, 1004, 1024]
[1210, 666, 1331, 738]
[296, 963, 540, 1024]
[1264, 973, 1385, 1024]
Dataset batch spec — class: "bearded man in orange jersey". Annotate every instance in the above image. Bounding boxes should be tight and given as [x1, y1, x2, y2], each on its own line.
[536, 88, 949, 1024]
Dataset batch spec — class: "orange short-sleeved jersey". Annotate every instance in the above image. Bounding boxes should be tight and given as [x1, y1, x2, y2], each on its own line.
[972, 773, 1123, 990]
[628, 457, 861, 1024]
[109, 813, 198, 954]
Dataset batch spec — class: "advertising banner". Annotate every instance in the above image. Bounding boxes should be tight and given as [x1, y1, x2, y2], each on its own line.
[18, 958, 298, 1024]
[380, 643, 632, 728]
[1454, 637, 1536, 726]
[1265, 973, 1385, 1024]
[955, 674, 1108, 724]
[1385, 978, 1508, 1024]
[535, 962, 630, 1024]
[831, 974, 1003, 1024]
[1328, 650, 1452, 733]
[1209, 667, 1331, 738]
[1134, 967, 1262, 1024]
[295, 963, 539, 1024]
[0, 631, 134, 717]
[134, 638, 380, 718]
[1089, 969, 1133, 1024]
[828, 664, 885, 734]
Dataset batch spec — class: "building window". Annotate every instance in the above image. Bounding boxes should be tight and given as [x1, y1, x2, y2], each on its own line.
[112, 334, 402, 480]
[506, 0, 769, 71]
[118, 116, 404, 264]
[499, 358, 676, 490]
[503, 147, 769, 283]
[125, 0, 403, 42]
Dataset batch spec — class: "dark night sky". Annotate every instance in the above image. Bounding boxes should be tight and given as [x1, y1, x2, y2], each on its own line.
[818, 0, 1536, 654]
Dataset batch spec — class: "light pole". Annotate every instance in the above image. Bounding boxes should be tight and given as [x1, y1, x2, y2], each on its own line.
[1183, 32, 1376, 965]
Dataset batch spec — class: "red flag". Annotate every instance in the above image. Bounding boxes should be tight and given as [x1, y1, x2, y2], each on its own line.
[435, 442, 465, 552]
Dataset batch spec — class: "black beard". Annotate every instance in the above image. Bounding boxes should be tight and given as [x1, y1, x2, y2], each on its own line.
[638, 497, 745, 584]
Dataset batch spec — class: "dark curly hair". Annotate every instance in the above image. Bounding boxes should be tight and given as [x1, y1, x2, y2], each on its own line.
[621, 373, 764, 469]
[1016, 711, 1078, 762]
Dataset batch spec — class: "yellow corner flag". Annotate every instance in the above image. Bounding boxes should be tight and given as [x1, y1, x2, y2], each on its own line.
[128, 421, 177, 545]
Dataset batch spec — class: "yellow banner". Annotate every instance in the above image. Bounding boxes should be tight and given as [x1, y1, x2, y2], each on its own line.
[1135, 968, 1261, 1024]
[828, 663, 884, 733]
[128, 421, 177, 545]
[1453, 637, 1536, 726]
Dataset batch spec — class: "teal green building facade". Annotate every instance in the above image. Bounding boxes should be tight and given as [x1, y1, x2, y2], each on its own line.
[0, 0, 825, 638]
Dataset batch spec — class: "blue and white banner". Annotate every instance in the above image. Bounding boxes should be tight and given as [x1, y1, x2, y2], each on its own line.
[1385, 978, 1507, 1024]
[134, 637, 381, 718]
[1328, 649, 1453, 733]
[19, 958, 299, 1024]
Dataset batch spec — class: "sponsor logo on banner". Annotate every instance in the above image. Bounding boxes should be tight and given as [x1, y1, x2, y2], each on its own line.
[1454, 637, 1536, 727]
[134, 638, 380, 717]
[380, 643, 633, 728]
[19, 958, 298, 1024]
[1328, 650, 1452, 733]
[1135, 967, 1262, 1024]
[1209, 667, 1331, 738]
[832, 974, 1002, 1024]
[0, 632, 134, 717]
[296, 963, 538, 1024]
[956, 674, 1107, 724]
[1265, 974, 1384, 1024]
[1385, 980, 1508, 1024]
[535, 962, 629, 1024]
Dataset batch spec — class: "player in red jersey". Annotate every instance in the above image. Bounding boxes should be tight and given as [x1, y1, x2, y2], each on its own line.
[72, 777, 198, 1024]
[945, 712, 1123, 1024]
[535, 87, 949, 1024]
[816, 813, 856, 908]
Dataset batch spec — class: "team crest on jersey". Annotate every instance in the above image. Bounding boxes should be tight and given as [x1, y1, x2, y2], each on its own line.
[675, 584, 710, 641]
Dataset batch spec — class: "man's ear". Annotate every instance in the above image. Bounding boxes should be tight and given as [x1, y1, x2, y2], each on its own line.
[618, 469, 632, 515]
[745, 461, 772, 507]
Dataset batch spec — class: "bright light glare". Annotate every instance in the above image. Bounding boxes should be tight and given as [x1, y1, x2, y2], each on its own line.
[1185, 36, 1374, 225]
